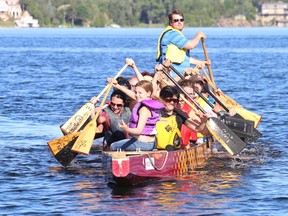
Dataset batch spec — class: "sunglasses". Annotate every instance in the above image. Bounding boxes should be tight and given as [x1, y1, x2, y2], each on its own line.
[172, 18, 184, 23]
[165, 98, 179, 104]
[110, 102, 123, 108]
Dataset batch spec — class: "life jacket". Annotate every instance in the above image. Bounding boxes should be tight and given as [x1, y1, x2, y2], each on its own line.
[155, 114, 182, 150]
[129, 99, 165, 135]
[156, 26, 187, 64]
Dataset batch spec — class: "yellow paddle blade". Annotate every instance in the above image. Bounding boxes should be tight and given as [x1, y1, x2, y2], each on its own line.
[60, 64, 128, 135]
[60, 102, 94, 135]
[217, 92, 262, 128]
[218, 93, 240, 107]
[200, 67, 262, 127]
[71, 80, 113, 155]
[71, 119, 97, 155]
[47, 132, 81, 156]
[231, 106, 262, 128]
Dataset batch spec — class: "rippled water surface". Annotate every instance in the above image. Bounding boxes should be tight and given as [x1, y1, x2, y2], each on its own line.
[0, 27, 287, 215]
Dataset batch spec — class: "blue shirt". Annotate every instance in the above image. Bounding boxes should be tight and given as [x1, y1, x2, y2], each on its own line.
[159, 29, 190, 76]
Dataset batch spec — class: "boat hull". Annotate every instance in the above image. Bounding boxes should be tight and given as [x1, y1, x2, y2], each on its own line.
[102, 143, 211, 185]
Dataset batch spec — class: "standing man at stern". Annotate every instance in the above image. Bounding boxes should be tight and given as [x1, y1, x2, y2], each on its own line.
[156, 10, 209, 78]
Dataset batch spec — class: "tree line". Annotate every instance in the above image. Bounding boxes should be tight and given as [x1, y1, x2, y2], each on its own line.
[19, 0, 288, 27]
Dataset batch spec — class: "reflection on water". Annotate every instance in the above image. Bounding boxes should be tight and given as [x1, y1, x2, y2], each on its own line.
[51, 150, 260, 215]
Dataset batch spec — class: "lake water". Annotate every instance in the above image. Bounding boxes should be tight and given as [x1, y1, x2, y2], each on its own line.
[0, 27, 287, 215]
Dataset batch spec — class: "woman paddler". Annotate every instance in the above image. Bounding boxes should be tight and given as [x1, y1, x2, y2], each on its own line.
[90, 90, 131, 150]
[110, 80, 165, 151]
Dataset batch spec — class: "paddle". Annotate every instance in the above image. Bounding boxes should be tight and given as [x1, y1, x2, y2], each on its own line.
[201, 38, 215, 85]
[201, 78, 262, 141]
[161, 79, 203, 124]
[48, 64, 126, 166]
[203, 67, 262, 128]
[161, 67, 247, 155]
[47, 130, 82, 167]
[60, 64, 128, 135]
[71, 81, 113, 155]
[201, 67, 244, 108]
[201, 40, 262, 128]
[48, 132, 81, 157]
[170, 65, 260, 141]
[47, 96, 109, 167]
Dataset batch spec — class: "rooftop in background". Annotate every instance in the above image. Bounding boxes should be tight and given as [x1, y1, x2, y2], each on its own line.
[0, 0, 39, 27]
[257, 1, 288, 27]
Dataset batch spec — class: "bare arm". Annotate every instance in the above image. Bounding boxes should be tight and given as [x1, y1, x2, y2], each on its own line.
[126, 58, 144, 81]
[183, 32, 206, 50]
[107, 78, 136, 100]
[190, 57, 206, 65]
[184, 116, 210, 136]
[151, 70, 169, 98]
[90, 109, 106, 134]
[114, 83, 136, 100]
[189, 57, 210, 69]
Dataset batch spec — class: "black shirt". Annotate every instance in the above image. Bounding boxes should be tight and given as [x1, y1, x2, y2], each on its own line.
[160, 108, 189, 129]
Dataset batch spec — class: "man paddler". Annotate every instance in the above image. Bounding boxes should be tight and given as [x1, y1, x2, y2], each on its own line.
[156, 9, 209, 79]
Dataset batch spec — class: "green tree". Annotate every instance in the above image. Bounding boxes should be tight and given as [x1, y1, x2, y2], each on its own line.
[18, 0, 276, 27]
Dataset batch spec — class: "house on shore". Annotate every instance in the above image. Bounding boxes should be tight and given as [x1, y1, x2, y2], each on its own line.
[15, 10, 39, 27]
[257, 1, 288, 27]
[0, 0, 39, 27]
[0, 0, 21, 21]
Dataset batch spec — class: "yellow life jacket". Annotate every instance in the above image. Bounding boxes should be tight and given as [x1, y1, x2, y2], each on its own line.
[155, 115, 182, 150]
[196, 97, 207, 109]
[156, 26, 187, 64]
[196, 97, 208, 138]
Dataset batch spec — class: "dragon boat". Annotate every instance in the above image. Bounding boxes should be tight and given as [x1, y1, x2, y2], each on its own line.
[102, 142, 212, 185]
[47, 59, 262, 186]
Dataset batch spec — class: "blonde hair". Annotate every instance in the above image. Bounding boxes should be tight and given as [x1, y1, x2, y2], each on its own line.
[135, 80, 153, 94]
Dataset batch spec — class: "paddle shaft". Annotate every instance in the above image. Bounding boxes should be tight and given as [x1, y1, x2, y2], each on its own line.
[71, 82, 113, 154]
[95, 86, 112, 119]
[203, 86, 230, 113]
[170, 65, 258, 137]
[200, 67, 239, 106]
[161, 68, 206, 114]
[171, 65, 253, 118]
[201, 66, 242, 107]
[199, 68, 260, 122]
[201, 40, 244, 108]
[60, 64, 128, 134]
[161, 67, 247, 155]
[95, 64, 128, 101]
[201, 67, 218, 92]
[170, 65, 216, 111]
[161, 79, 199, 113]
[201, 38, 215, 86]
[201, 44, 258, 115]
